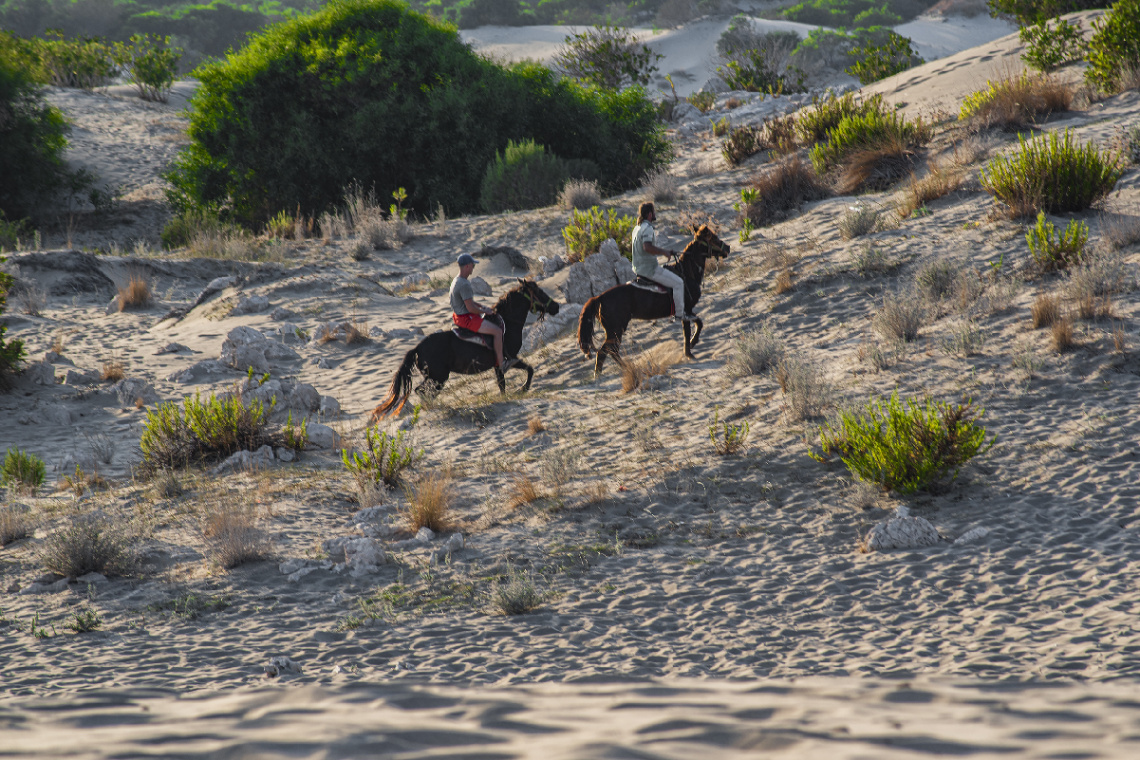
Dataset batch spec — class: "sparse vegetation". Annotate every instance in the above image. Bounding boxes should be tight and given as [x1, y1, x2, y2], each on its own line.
[959, 72, 1073, 130]
[506, 473, 543, 509]
[1052, 314, 1076, 351]
[643, 169, 681, 204]
[200, 496, 273, 569]
[815, 392, 995, 494]
[1, 447, 45, 494]
[65, 606, 102, 633]
[725, 324, 785, 378]
[838, 206, 880, 239]
[775, 354, 834, 420]
[401, 473, 452, 533]
[722, 125, 766, 167]
[0, 503, 34, 546]
[740, 156, 830, 227]
[1026, 211, 1089, 271]
[490, 566, 544, 615]
[898, 160, 963, 219]
[873, 290, 925, 342]
[1031, 293, 1061, 328]
[980, 129, 1123, 217]
[40, 513, 137, 577]
[708, 407, 750, 455]
[117, 274, 151, 311]
[559, 179, 601, 210]
[342, 413, 423, 490]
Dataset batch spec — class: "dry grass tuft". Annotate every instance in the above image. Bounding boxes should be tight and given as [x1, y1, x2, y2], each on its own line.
[775, 354, 835, 420]
[40, 512, 137, 577]
[0, 503, 35, 546]
[401, 473, 452, 533]
[506, 474, 542, 510]
[741, 156, 830, 227]
[100, 357, 126, 382]
[200, 497, 273, 570]
[643, 169, 682, 204]
[726, 323, 785, 378]
[834, 138, 916, 195]
[873, 290, 925, 342]
[16, 284, 47, 316]
[1031, 293, 1060, 328]
[1100, 209, 1140, 251]
[961, 72, 1073, 130]
[559, 179, 601, 210]
[1051, 315, 1076, 352]
[837, 205, 880, 240]
[1076, 293, 1113, 321]
[527, 416, 546, 436]
[344, 319, 370, 345]
[1113, 322, 1128, 354]
[898, 160, 963, 219]
[620, 345, 680, 393]
[117, 274, 152, 311]
[773, 268, 794, 294]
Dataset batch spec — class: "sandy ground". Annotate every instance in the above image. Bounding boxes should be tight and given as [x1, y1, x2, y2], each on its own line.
[2, 11, 1140, 759]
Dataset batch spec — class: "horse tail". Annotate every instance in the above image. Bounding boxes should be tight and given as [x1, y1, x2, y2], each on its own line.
[371, 347, 417, 424]
[577, 295, 602, 359]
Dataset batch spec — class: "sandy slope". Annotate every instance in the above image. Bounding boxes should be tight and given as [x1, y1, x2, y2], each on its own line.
[2, 12, 1140, 759]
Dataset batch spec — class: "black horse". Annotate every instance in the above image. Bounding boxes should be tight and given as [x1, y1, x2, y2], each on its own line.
[371, 279, 560, 421]
[577, 225, 730, 375]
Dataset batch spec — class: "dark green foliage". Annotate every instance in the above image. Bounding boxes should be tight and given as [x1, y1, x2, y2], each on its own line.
[553, 24, 662, 90]
[846, 30, 923, 84]
[987, 0, 1103, 27]
[342, 414, 423, 489]
[1020, 17, 1087, 72]
[815, 393, 996, 494]
[809, 106, 931, 174]
[784, 0, 928, 27]
[795, 92, 883, 145]
[139, 390, 275, 469]
[1085, 0, 1140, 93]
[0, 29, 115, 88]
[480, 139, 570, 213]
[980, 129, 1122, 216]
[165, 1, 669, 225]
[0, 52, 71, 221]
[722, 125, 766, 167]
[1, 448, 45, 493]
[112, 33, 181, 102]
[0, 252, 26, 388]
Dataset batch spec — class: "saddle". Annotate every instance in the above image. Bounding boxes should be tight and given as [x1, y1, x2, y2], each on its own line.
[631, 276, 669, 294]
[452, 326, 495, 350]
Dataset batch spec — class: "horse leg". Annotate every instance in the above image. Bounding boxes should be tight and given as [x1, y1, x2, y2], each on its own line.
[494, 367, 506, 394]
[417, 370, 448, 402]
[513, 360, 535, 392]
[689, 318, 704, 349]
[682, 320, 695, 359]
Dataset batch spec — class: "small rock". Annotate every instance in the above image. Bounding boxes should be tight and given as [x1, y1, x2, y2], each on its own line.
[22, 361, 56, 385]
[76, 572, 107, 583]
[210, 445, 275, 475]
[319, 395, 341, 416]
[43, 351, 73, 364]
[369, 326, 386, 338]
[270, 306, 293, 321]
[44, 405, 75, 425]
[265, 656, 302, 676]
[168, 359, 225, 384]
[415, 527, 435, 543]
[313, 357, 332, 369]
[865, 515, 940, 552]
[954, 526, 990, 545]
[305, 422, 339, 450]
[154, 342, 191, 355]
[20, 578, 69, 595]
[112, 378, 159, 407]
[230, 294, 270, 316]
[469, 276, 492, 296]
[64, 368, 101, 386]
[276, 447, 295, 463]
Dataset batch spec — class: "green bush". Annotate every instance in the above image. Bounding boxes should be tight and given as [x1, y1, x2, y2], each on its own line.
[687, 91, 715, 112]
[784, 0, 929, 27]
[1020, 17, 1088, 73]
[809, 107, 931, 174]
[988, 0, 1107, 27]
[846, 30, 923, 84]
[1026, 210, 1089, 270]
[0, 253, 27, 388]
[1085, 0, 1140, 93]
[1, 448, 46, 494]
[721, 125, 766, 167]
[561, 206, 635, 261]
[139, 390, 276, 470]
[165, 0, 670, 225]
[480, 139, 569, 213]
[342, 415, 423, 489]
[112, 34, 181, 103]
[815, 392, 995, 494]
[0, 54, 72, 221]
[717, 47, 805, 94]
[795, 92, 883, 145]
[980, 129, 1122, 216]
[552, 24, 661, 90]
[0, 30, 115, 89]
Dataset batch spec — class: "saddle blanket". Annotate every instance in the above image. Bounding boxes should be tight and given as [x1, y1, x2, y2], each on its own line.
[452, 327, 493, 349]
[631, 276, 668, 294]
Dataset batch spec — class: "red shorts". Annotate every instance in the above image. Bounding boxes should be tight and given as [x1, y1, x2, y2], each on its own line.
[453, 312, 484, 331]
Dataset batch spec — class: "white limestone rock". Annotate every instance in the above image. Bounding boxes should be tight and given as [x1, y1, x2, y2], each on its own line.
[270, 306, 293, 321]
[865, 515, 940, 552]
[954, 526, 991, 545]
[210, 444, 275, 475]
[265, 656, 302, 676]
[562, 262, 593, 304]
[168, 359, 225, 384]
[469, 275, 492, 296]
[230, 294, 270, 316]
[520, 303, 582, 355]
[584, 244, 619, 294]
[276, 447, 295, 463]
[112, 378, 159, 407]
[22, 361, 56, 385]
[319, 395, 341, 417]
[305, 422, 339, 450]
[64, 368, 101, 385]
[154, 342, 191, 355]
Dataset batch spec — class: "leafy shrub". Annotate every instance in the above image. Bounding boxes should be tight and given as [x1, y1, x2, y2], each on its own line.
[1, 448, 45, 494]
[784, 0, 929, 26]
[846, 31, 923, 84]
[66, 607, 102, 633]
[988, 0, 1102, 26]
[1026, 211, 1089, 271]
[726, 324, 785, 378]
[139, 391, 275, 470]
[740, 156, 831, 227]
[708, 407, 750, 455]
[687, 91, 715, 112]
[1085, 0, 1140, 93]
[809, 107, 931, 175]
[562, 206, 635, 261]
[40, 513, 137, 577]
[112, 34, 181, 103]
[0, 254, 27, 388]
[0, 55, 72, 221]
[1020, 17, 1088, 73]
[166, 1, 669, 224]
[480, 139, 569, 213]
[2, 30, 115, 89]
[717, 45, 805, 94]
[980, 129, 1122, 216]
[959, 72, 1072, 129]
[815, 392, 995, 494]
[796, 92, 884, 146]
[343, 418, 423, 490]
[553, 24, 661, 90]
[722, 125, 766, 167]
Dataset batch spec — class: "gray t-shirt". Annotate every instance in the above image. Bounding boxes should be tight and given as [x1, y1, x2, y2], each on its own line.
[450, 275, 475, 314]
[631, 220, 658, 276]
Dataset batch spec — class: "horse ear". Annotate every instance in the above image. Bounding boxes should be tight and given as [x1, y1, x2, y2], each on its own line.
[517, 277, 525, 283]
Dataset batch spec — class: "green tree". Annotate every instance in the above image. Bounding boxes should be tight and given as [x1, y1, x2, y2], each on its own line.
[845, 30, 923, 84]
[987, 0, 1103, 26]
[553, 24, 662, 90]
[0, 252, 28, 389]
[1085, 0, 1140, 93]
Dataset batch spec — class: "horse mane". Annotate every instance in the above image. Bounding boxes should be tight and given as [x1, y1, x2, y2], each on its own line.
[680, 225, 711, 257]
[493, 279, 536, 311]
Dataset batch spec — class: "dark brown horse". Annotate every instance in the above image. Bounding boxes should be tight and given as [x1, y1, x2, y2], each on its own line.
[371, 279, 560, 422]
[577, 225, 730, 375]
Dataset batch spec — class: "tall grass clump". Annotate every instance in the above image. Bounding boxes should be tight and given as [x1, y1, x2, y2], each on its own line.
[795, 92, 883, 146]
[480, 139, 571, 213]
[116, 274, 152, 311]
[40, 513, 138, 577]
[959, 73, 1072, 130]
[562, 206, 635, 261]
[401, 473, 452, 533]
[1, 503, 34, 546]
[1, 448, 45, 495]
[1026, 211, 1089, 271]
[200, 497, 273, 569]
[343, 413, 423, 490]
[164, 0, 669, 225]
[1085, 0, 1140, 94]
[139, 391, 274, 470]
[726, 324, 785, 378]
[815, 392, 995, 494]
[980, 129, 1123, 217]
[809, 107, 931, 177]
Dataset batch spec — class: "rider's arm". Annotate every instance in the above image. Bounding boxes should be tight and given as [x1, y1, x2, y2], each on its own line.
[464, 297, 492, 316]
[644, 240, 675, 258]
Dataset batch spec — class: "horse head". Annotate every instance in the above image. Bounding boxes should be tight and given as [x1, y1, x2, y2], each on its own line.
[693, 225, 730, 260]
[515, 277, 560, 321]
